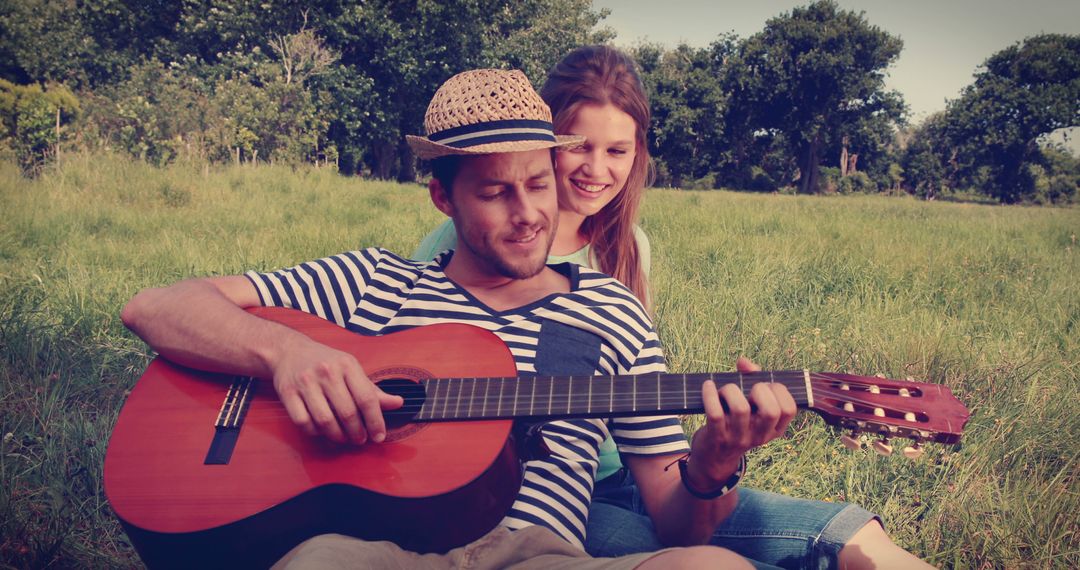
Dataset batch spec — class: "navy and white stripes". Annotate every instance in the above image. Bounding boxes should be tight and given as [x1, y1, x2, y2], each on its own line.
[428, 118, 558, 150]
[245, 248, 689, 548]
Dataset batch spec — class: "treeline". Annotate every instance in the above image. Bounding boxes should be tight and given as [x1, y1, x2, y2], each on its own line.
[1, 1, 1078, 203]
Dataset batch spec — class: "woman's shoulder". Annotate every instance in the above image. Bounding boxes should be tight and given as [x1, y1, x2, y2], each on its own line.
[631, 224, 651, 277]
[412, 218, 458, 261]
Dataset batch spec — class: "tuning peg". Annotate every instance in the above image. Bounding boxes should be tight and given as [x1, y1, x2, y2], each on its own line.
[902, 444, 924, 460]
[872, 439, 893, 456]
[840, 433, 863, 451]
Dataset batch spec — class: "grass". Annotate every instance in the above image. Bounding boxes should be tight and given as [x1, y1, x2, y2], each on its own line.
[1, 153, 1077, 568]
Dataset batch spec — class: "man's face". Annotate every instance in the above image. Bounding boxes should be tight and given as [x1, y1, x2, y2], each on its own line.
[437, 149, 559, 280]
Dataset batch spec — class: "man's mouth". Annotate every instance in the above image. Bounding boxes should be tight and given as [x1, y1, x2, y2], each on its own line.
[507, 230, 540, 244]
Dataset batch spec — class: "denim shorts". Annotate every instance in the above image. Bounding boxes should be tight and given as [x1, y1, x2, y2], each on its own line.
[585, 470, 880, 570]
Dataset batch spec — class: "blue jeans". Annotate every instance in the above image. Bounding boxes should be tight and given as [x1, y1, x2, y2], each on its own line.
[585, 470, 880, 570]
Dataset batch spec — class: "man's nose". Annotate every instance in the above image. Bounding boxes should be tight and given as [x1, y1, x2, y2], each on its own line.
[509, 187, 542, 225]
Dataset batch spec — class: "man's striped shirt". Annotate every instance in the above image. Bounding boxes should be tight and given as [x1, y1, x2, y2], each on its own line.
[244, 248, 690, 548]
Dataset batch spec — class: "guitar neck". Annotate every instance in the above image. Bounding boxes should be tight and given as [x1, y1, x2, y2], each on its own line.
[412, 371, 813, 422]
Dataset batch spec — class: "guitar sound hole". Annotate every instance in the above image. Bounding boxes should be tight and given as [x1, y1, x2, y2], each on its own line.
[378, 378, 427, 428]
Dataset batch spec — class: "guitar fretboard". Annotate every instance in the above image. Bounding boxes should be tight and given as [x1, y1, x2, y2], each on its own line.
[414, 371, 812, 421]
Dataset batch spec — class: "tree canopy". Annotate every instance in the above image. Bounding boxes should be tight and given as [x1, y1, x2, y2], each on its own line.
[0, 0, 1076, 204]
[723, 0, 905, 194]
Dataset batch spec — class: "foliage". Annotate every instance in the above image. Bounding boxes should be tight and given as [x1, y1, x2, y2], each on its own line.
[634, 40, 734, 188]
[723, 0, 905, 194]
[942, 34, 1080, 203]
[0, 80, 80, 174]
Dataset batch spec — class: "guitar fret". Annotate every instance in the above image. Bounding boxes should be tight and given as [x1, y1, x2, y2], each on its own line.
[497, 378, 504, 417]
[483, 378, 490, 418]
[609, 376, 614, 413]
[433, 378, 442, 419]
[513, 378, 519, 416]
[567, 376, 573, 414]
[655, 373, 661, 411]
[468, 378, 476, 418]
[548, 376, 555, 415]
[587, 375, 596, 412]
[530, 376, 536, 416]
[454, 379, 462, 419]
[683, 374, 688, 411]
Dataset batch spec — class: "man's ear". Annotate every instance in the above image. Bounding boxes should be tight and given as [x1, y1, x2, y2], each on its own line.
[429, 178, 454, 217]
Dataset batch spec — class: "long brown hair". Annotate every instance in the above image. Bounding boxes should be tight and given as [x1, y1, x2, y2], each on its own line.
[540, 45, 654, 310]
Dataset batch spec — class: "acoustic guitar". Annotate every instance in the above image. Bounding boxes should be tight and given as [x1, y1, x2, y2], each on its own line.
[104, 307, 969, 568]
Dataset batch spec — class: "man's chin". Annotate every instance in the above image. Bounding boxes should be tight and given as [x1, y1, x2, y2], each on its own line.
[494, 258, 547, 280]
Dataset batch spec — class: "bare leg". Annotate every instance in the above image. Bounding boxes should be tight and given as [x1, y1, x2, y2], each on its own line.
[838, 521, 936, 569]
[637, 545, 753, 570]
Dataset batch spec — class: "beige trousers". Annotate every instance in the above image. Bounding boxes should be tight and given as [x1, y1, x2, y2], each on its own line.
[273, 526, 670, 570]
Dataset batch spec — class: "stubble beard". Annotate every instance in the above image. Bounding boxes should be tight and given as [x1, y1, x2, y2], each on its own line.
[460, 225, 554, 280]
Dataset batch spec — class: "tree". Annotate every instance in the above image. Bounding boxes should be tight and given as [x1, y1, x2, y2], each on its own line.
[943, 34, 1080, 203]
[900, 112, 953, 199]
[635, 39, 734, 189]
[723, 0, 905, 194]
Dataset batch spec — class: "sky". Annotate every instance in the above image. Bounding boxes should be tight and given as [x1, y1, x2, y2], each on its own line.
[593, 0, 1080, 123]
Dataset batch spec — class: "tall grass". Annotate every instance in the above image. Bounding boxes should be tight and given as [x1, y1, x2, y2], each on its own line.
[1, 153, 1077, 568]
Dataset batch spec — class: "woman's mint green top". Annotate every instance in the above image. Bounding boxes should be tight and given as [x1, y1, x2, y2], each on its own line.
[412, 219, 651, 481]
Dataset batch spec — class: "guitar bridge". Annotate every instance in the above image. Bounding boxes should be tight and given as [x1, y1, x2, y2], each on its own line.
[204, 376, 256, 465]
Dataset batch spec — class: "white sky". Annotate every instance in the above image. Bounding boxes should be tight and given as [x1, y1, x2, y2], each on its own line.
[593, 0, 1080, 122]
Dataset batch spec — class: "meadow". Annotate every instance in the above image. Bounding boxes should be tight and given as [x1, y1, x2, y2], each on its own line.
[1, 153, 1077, 568]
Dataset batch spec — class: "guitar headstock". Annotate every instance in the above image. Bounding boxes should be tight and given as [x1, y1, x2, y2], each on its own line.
[807, 372, 970, 457]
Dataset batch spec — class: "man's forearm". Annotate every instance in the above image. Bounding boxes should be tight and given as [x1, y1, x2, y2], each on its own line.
[120, 277, 301, 377]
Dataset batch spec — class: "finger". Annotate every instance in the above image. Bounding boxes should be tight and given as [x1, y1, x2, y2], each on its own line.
[748, 382, 781, 444]
[300, 383, 347, 443]
[323, 380, 364, 445]
[736, 356, 761, 373]
[771, 383, 798, 436]
[346, 371, 389, 444]
[700, 380, 726, 430]
[718, 383, 752, 446]
[279, 390, 317, 437]
[379, 387, 405, 411]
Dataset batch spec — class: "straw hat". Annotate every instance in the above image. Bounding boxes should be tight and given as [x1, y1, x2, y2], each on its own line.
[406, 69, 585, 160]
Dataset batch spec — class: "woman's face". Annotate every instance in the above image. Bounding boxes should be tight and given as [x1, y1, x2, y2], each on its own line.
[555, 103, 638, 223]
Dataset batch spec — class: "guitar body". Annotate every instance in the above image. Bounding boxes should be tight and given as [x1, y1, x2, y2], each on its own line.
[104, 308, 522, 568]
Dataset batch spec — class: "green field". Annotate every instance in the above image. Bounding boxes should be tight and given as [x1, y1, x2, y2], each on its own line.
[2, 153, 1077, 568]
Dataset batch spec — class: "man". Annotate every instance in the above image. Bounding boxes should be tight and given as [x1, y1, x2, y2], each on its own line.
[121, 69, 753, 569]
[121, 69, 926, 569]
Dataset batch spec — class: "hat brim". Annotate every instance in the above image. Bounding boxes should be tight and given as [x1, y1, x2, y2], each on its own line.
[406, 134, 585, 160]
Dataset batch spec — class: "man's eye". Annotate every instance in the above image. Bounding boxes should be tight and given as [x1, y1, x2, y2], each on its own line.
[479, 192, 502, 201]
[529, 184, 548, 192]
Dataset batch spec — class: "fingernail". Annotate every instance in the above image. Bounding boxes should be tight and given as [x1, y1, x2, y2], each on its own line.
[374, 432, 385, 443]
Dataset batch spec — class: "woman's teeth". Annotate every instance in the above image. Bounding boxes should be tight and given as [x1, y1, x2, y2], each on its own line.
[574, 180, 607, 193]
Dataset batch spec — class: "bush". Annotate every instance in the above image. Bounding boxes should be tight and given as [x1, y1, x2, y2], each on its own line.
[837, 171, 875, 194]
[0, 80, 80, 175]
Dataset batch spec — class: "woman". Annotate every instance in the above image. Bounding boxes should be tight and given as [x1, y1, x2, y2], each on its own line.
[413, 43, 650, 490]
[414, 45, 652, 313]
[413, 46, 926, 569]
